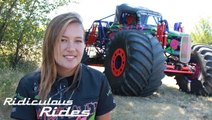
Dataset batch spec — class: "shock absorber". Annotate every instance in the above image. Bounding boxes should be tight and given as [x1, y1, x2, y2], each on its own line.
[180, 34, 192, 63]
[156, 21, 167, 48]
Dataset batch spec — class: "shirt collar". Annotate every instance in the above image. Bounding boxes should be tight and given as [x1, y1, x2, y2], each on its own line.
[60, 64, 82, 91]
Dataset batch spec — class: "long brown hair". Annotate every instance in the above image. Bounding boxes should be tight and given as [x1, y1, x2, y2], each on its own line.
[39, 12, 84, 101]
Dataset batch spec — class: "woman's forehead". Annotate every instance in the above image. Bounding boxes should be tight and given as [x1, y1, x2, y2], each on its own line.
[62, 23, 84, 36]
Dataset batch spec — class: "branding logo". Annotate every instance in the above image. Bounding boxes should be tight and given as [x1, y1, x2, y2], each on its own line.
[39, 107, 90, 117]
[4, 98, 73, 106]
[4, 98, 90, 117]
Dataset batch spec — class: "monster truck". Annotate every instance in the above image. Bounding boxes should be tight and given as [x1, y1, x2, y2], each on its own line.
[83, 4, 212, 96]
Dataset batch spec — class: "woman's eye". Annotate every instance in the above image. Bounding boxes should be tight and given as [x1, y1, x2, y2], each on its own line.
[61, 39, 67, 42]
[76, 40, 83, 43]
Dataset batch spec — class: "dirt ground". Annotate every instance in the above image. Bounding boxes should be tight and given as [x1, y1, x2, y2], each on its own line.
[90, 66, 212, 120]
[111, 76, 212, 120]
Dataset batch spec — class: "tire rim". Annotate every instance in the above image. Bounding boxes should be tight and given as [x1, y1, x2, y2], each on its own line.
[111, 48, 126, 77]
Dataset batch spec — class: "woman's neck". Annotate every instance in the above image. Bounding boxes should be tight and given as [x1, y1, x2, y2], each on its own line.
[57, 65, 79, 77]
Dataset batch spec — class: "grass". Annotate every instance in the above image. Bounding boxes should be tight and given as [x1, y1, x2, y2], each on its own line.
[0, 67, 211, 120]
[0, 65, 37, 120]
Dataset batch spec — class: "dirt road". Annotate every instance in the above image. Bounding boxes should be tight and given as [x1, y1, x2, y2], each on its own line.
[90, 66, 212, 120]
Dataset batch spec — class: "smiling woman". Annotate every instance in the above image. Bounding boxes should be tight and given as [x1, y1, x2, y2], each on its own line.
[54, 22, 85, 77]
[10, 12, 116, 120]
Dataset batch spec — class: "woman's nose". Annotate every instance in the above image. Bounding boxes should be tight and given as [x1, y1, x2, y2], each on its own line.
[66, 41, 75, 51]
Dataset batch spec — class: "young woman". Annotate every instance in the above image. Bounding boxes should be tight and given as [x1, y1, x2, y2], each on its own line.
[11, 12, 116, 120]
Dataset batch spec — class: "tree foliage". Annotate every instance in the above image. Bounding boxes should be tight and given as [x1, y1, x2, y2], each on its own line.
[191, 17, 212, 45]
[0, 0, 72, 68]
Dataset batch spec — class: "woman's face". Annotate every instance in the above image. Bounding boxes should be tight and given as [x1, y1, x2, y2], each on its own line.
[54, 22, 85, 76]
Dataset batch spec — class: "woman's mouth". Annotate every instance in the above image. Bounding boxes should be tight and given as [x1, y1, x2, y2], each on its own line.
[64, 55, 75, 61]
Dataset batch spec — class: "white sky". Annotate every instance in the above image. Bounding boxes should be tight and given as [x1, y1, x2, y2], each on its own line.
[51, 0, 212, 33]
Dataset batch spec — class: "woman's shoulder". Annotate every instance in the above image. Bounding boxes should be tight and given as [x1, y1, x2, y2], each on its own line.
[81, 64, 104, 77]
[19, 69, 41, 85]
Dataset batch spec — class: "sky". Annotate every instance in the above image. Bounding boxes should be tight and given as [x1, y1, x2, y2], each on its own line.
[50, 0, 212, 33]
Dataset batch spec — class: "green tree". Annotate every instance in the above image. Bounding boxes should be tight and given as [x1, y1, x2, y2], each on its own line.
[0, 0, 72, 68]
[191, 17, 212, 45]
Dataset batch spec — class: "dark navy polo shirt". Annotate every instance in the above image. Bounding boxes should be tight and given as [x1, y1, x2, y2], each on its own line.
[11, 64, 116, 120]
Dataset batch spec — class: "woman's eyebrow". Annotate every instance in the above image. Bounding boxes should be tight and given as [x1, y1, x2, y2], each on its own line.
[75, 36, 83, 39]
[61, 35, 69, 39]
[61, 35, 83, 39]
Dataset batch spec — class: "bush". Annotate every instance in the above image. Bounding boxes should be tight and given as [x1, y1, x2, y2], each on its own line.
[0, 55, 13, 69]
[0, 61, 38, 119]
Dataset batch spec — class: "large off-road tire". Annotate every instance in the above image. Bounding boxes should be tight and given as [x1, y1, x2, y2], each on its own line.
[104, 30, 166, 96]
[175, 44, 212, 96]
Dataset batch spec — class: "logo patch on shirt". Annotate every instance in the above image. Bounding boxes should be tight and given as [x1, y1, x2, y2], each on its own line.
[106, 89, 112, 96]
